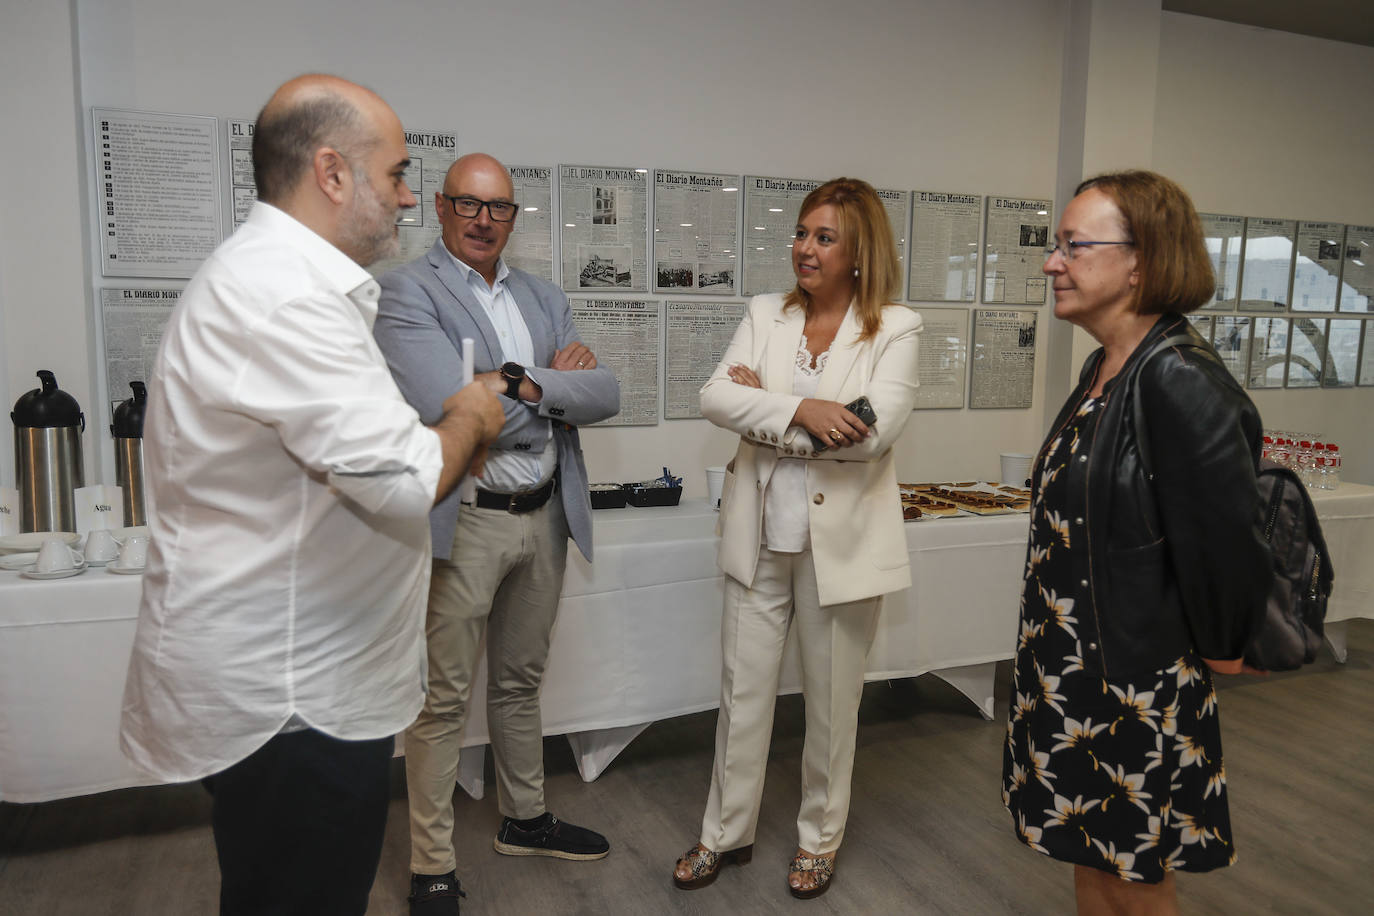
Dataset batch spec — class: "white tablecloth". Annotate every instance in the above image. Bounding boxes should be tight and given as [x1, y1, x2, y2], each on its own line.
[4, 482, 1370, 804]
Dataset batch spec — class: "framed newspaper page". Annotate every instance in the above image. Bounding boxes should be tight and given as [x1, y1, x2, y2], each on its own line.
[909, 191, 980, 302]
[1239, 217, 1296, 312]
[982, 197, 1050, 305]
[652, 170, 740, 295]
[1198, 213, 1244, 310]
[560, 165, 649, 293]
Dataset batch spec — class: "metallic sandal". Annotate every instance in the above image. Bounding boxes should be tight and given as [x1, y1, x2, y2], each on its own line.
[788, 851, 836, 899]
[673, 843, 754, 890]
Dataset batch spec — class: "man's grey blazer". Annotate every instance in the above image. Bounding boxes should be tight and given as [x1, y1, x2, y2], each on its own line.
[374, 239, 620, 561]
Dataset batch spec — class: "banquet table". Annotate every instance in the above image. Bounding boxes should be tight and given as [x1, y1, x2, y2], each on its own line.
[1309, 482, 1374, 661]
[4, 482, 1371, 804]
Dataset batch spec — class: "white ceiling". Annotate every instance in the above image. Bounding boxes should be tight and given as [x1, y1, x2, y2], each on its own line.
[1163, 0, 1374, 48]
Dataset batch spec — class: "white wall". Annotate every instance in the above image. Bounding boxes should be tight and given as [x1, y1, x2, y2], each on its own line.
[62, 0, 1068, 492]
[0, 1, 93, 492]
[1, 0, 1370, 499]
[1153, 12, 1374, 483]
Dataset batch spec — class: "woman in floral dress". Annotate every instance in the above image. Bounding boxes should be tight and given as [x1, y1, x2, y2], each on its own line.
[1003, 171, 1270, 914]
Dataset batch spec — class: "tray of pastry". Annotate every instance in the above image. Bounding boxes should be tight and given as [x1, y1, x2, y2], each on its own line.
[899, 482, 1030, 518]
[898, 484, 961, 520]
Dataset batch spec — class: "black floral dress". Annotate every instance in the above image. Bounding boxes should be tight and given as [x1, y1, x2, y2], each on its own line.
[1002, 396, 1236, 883]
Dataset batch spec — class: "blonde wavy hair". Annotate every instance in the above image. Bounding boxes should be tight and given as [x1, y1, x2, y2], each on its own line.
[783, 177, 902, 341]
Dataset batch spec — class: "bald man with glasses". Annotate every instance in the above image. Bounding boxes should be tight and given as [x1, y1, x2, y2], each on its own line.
[375, 153, 619, 915]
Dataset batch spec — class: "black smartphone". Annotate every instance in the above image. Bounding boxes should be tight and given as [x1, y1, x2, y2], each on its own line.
[809, 396, 878, 451]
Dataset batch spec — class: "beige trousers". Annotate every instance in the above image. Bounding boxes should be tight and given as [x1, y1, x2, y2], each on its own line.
[405, 495, 569, 875]
[699, 548, 882, 855]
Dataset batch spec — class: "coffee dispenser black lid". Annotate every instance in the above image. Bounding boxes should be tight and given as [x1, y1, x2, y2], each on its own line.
[111, 381, 147, 438]
[11, 370, 85, 430]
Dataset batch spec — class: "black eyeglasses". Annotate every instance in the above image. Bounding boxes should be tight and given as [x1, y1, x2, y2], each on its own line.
[444, 195, 518, 222]
[1044, 239, 1134, 262]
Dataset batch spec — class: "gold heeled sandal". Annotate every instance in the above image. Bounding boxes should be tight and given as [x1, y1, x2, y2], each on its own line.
[673, 842, 754, 890]
[788, 850, 836, 899]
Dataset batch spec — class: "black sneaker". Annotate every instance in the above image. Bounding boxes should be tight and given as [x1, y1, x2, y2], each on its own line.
[408, 871, 466, 916]
[493, 812, 610, 860]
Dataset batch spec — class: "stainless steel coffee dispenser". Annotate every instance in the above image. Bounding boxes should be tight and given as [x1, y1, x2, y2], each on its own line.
[11, 370, 86, 532]
[111, 381, 147, 527]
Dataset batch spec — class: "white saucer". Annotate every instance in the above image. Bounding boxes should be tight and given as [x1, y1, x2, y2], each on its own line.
[0, 531, 80, 554]
[20, 563, 88, 580]
[0, 552, 39, 571]
[107, 563, 146, 575]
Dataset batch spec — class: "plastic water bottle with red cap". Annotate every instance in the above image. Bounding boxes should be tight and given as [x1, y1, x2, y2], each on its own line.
[1324, 442, 1342, 489]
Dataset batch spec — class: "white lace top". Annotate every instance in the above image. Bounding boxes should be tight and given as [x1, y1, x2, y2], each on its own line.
[762, 334, 830, 553]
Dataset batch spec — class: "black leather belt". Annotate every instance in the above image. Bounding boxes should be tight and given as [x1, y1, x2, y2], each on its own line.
[473, 476, 556, 514]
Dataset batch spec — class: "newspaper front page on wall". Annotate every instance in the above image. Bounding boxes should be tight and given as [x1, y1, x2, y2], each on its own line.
[663, 300, 745, 419]
[369, 129, 458, 276]
[1240, 217, 1295, 312]
[560, 166, 648, 293]
[227, 119, 257, 227]
[970, 308, 1037, 409]
[910, 307, 968, 409]
[571, 298, 660, 425]
[741, 176, 822, 297]
[94, 108, 222, 279]
[982, 197, 1050, 305]
[1199, 213, 1244, 310]
[909, 192, 980, 302]
[507, 166, 554, 282]
[653, 171, 740, 295]
[101, 288, 181, 413]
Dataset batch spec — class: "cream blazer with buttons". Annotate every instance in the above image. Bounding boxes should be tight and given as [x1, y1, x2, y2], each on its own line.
[700, 293, 922, 606]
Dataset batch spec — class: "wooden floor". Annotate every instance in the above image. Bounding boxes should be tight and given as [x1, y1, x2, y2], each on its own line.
[3, 621, 1372, 915]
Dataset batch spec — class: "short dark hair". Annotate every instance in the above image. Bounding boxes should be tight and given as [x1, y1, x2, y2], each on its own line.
[251, 93, 367, 204]
[1074, 170, 1215, 315]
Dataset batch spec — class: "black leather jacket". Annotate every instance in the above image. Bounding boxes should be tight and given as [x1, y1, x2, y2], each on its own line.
[1032, 314, 1270, 678]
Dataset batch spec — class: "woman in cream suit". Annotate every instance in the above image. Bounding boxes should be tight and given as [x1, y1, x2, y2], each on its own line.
[672, 178, 921, 899]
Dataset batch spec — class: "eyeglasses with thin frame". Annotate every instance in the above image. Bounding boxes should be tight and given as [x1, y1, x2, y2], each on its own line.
[1044, 239, 1134, 261]
[444, 195, 518, 222]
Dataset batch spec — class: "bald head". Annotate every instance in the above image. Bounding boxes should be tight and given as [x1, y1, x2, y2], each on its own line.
[436, 153, 518, 284]
[252, 74, 395, 204]
[442, 153, 514, 198]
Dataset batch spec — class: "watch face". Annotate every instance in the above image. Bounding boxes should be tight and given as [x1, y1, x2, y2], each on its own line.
[501, 361, 525, 380]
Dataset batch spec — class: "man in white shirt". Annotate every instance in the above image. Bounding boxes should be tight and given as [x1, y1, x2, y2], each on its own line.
[119, 74, 505, 916]
[375, 153, 620, 915]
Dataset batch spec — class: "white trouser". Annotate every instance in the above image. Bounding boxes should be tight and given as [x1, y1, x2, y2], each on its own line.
[699, 547, 882, 854]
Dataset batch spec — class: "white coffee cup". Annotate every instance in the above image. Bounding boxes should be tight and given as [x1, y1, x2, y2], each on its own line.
[85, 529, 120, 563]
[35, 538, 83, 574]
[119, 534, 150, 569]
[705, 466, 727, 510]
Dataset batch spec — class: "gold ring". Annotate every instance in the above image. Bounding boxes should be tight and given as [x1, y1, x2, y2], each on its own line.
[829, 428, 842, 440]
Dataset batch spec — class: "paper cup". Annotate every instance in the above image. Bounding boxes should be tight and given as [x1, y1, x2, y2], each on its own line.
[1000, 453, 1033, 487]
[705, 466, 726, 510]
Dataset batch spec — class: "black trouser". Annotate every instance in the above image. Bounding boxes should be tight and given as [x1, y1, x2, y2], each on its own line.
[202, 728, 393, 916]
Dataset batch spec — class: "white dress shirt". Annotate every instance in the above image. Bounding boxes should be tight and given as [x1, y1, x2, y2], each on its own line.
[120, 202, 444, 783]
[763, 339, 828, 553]
[441, 249, 555, 492]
